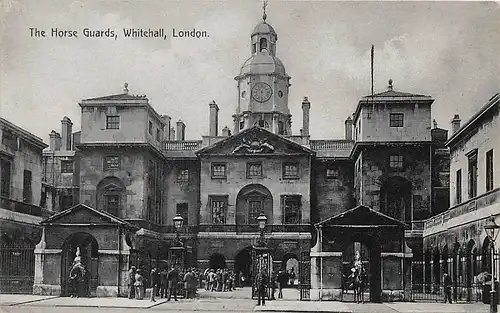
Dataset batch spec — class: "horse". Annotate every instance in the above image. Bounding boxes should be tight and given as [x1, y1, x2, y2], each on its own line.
[352, 267, 367, 304]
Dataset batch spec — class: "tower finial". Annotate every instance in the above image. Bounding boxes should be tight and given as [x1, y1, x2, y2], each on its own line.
[123, 82, 129, 94]
[388, 79, 393, 91]
[262, 0, 268, 21]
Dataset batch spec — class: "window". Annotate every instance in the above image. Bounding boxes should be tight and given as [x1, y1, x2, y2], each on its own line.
[247, 162, 262, 178]
[486, 149, 494, 192]
[283, 163, 299, 179]
[389, 155, 404, 169]
[389, 113, 404, 127]
[255, 120, 269, 128]
[248, 199, 262, 224]
[104, 194, 119, 216]
[156, 128, 161, 142]
[210, 196, 227, 224]
[61, 160, 73, 173]
[456, 169, 462, 204]
[2, 130, 17, 150]
[104, 156, 120, 170]
[61, 195, 73, 210]
[326, 167, 339, 178]
[149, 121, 153, 135]
[278, 121, 284, 135]
[0, 158, 11, 197]
[176, 203, 189, 226]
[211, 163, 226, 178]
[468, 151, 478, 199]
[282, 195, 301, 224]
[260, 38, 267, 51]
[177, 169, 189, 182]
[106, 116, 120, 129]
[23, 170, 32, 203]
[252, 43, 257, 54]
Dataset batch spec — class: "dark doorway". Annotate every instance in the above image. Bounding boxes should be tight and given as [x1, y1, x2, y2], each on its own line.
[380, 176, 412, 221]
[209, 253, 226, 270]
[235, 247, 253, 287]
[61, 232, 99, 297]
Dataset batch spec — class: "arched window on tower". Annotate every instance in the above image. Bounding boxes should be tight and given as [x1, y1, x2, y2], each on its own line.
[278, 121, 284, 135]
[252, 43, 257, 54]
[260, 38, 267, 52]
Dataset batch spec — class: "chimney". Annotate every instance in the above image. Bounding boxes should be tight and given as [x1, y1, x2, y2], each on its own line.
[49, 130, 57, 151]
[161, 115, 171, 140]
[170, 127, 176, 140]
[451, 114, 461, 134]
[176, 120, 186, 141]
[222, 126, 231, 137]
[54, 132, 62, 151]
[61, 116, 73, 151]
[301, 96, 310, 137]
[345, 115, 353, 140]
[209, 100, 219, 137]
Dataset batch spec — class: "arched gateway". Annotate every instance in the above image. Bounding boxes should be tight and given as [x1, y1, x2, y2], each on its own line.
[310, 205, 409, 302]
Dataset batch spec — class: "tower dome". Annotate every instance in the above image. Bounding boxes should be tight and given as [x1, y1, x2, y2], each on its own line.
[251, 21, 277, 38]
[239, 49, 286, 76]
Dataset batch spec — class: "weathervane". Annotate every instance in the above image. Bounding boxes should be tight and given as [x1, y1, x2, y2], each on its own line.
[262, 0, 268, 21]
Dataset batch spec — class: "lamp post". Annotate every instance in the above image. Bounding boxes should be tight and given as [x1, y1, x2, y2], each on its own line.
[173, 213, 184, 246]
[485, 219, 500, 313]
[257, 212, 267, 246]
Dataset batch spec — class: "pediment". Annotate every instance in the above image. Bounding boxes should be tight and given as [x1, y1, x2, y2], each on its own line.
[197, 127, 313, 156]
[102, 183, 124, 192]
[316, 205, 407, 228]
[41, 204, 136, 229]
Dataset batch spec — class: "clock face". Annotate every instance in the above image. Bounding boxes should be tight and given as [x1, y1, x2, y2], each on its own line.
[251, 82, 273, 102]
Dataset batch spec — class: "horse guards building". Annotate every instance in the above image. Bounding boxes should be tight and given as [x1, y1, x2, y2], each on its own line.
[0, 11, 498, 303]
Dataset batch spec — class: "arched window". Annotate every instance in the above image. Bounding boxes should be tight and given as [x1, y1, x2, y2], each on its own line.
[278, 121, 284, 135]
[260, 38, 267, 51]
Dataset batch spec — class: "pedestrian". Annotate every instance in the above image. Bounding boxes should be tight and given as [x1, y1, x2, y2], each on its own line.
[256, 271, 268, 306]
[69, 258, 85, 298]
[128, 266, 136, 299]
[277, 269, 285, 299]
[184, 269, 194, 299]
[166, 265, 179, 301]
[134, 269, 144, 300]
[150, 267, 160, 302]
[209, 269, 216, 291]
[289, 268, 296, 287]
[159, 267, 168, 298]
[443, 273, 452, 303]
[270, 271, 276, 300]
[222, 269, 228, 291]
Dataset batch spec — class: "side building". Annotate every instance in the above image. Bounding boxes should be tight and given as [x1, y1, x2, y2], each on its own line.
[423, 93, 499, 301]
[0, 117, 49, 293]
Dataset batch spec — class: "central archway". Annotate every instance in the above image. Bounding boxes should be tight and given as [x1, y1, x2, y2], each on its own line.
[236, 184, 273, 225]
[61, 232, 99, 297]
[209, 253, 226, 270]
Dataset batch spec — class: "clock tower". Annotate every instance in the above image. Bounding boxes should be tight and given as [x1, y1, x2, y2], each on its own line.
[233, 8, 292, 135]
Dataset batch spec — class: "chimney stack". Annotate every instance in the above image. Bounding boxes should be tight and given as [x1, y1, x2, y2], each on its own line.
[160, 115, 171, 140]
[54, 132, 62, 151]
[170, 127, 176, 140]
[49, 130, 57, 151]
[451, 114, 461, 134]
[61, 116, 73, 151]
[209, 100, 219, 137]
[176, 120, 186, 141]
[345, 116, 353, 140]
[222, 126, 231, 137]
[301, 96, 310, 137]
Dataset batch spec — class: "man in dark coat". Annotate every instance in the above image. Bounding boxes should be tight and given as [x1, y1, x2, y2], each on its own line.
[166, 265, 179, 301]
[277, 269, 286, 299]
[150, 267, 160, 302]
[256, 271, 268, 306]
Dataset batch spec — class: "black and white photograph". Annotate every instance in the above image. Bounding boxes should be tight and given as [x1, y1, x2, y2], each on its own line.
[0, 1, 499, 312]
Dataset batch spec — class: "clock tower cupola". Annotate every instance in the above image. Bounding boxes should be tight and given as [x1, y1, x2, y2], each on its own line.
[233, 3, 292, 135]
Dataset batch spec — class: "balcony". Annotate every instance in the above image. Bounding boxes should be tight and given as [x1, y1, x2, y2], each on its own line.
[405, 220, 425, 237]
[165, 140, 202, 151]
[0, 196, 54, 219]
[309, 140, 354, 158]
[424, 187, 500, 230]
[197, 224, 312, 233]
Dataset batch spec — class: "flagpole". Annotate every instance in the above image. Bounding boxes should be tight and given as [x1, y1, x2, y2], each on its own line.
[371, 45, 374, 114]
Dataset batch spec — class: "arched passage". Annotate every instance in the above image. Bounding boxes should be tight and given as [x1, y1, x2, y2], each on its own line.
[234, 246, 253, 287]
[236, 184, 273, 225]
[379, 176, 412, 221]
[209, 253, 226, 270]
[61, 232, 99, 297]
[281, 253, 299, 288]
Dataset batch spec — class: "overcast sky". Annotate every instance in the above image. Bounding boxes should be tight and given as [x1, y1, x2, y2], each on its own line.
[1, 0, 499, 142]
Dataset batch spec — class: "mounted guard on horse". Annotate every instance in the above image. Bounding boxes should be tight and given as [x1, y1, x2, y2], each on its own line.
[344, 250, 367, 303]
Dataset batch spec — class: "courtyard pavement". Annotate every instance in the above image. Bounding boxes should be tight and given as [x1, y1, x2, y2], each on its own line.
[0, 288, 492, 312]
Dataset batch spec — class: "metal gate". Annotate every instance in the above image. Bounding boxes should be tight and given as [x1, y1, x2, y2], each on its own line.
[299, 250, 311, 301]
[0, 241, 34, 294]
